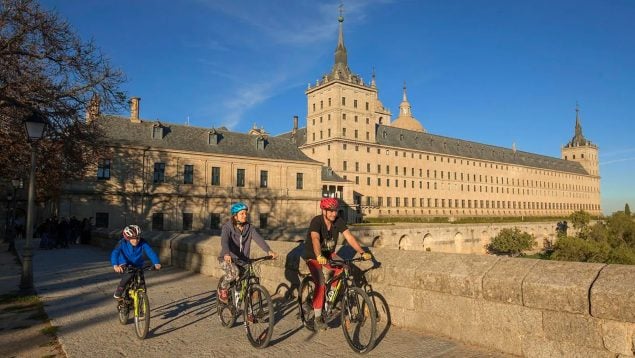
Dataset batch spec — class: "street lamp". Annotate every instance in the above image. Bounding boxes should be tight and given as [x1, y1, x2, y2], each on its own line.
[20, 112, 47, 291]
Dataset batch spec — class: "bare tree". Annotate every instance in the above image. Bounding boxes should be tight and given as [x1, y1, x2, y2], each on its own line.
[0, 0, 127, 199]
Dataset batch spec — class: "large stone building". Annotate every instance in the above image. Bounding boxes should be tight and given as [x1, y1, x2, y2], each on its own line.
[56, 11, 600, 231]
[59, 97, 325, 232]
[286, 13, 601, 222]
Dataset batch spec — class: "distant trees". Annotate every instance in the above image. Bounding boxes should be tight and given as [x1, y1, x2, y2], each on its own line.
[486, 228, 536, 257]
[0, 0, 126, 199]
[626, 203, 631, 217]
[550, 211, 635, 265]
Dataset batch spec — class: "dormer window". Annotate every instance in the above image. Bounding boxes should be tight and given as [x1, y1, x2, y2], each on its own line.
[256, 135, 267, 150]
[399, 134, 404, 141]
[208, 130, 219, 145]
[152, 124, 164, 139]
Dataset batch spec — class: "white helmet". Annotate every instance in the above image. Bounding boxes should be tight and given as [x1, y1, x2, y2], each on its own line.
[122, 225, 141, 240]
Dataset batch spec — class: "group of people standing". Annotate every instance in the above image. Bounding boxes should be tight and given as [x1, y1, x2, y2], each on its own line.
[37, 216, 93, 249]
[110, 197, 373, 332]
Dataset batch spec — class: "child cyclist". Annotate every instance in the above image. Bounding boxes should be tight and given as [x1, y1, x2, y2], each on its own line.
[217, 202, 278, 303]
[111, 225, 161, 299]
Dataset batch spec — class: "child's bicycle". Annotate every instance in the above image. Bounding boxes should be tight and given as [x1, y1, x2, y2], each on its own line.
[117, 265, 155, 340]
[216, 256, 275, 349]
[298, 257, 377, 354]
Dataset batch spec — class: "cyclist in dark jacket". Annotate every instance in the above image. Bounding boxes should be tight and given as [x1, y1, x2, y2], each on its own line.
[111, 225, 161, 299]
[217, 202, 277, 303]
[304, 197, 372, 330]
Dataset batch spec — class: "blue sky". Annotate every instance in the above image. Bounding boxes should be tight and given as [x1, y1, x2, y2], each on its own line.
[40, 0, 634, 215]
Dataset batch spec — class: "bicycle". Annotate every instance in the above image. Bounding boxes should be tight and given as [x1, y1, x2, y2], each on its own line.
[216, 256, 275, 349]
[298, 257, 377, 354]
[116, 265, 154, 340]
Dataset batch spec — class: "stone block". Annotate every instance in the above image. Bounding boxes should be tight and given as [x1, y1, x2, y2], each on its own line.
[413, 252, 498, 298]
[523, 260, 605, 314]
[601, 320, 635, 356]
[591, 265, 635, 323]
[542, 311, 604, 349]
[380, 285, 416, 310]
[474, 299, 543, 355]
[483, 257, 539, 305]
[521, 337, 614, 358]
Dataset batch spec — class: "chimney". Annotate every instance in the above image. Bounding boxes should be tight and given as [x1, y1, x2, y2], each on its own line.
[293, 115, 298, 132]
[130, 97, 141, 123]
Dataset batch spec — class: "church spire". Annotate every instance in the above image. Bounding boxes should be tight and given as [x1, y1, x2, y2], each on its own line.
[332, 4, 351, 78]
[399, 81, 412, 116]
[567, 102, 589, 147]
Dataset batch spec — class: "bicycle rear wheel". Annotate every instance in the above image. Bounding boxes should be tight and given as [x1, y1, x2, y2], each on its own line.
[217, 276, 237, 328]
[134, 290, 150, 340]
[298, 276, 315, 331]
[341, 287, 377, 354]
[244, 284, 274, 348]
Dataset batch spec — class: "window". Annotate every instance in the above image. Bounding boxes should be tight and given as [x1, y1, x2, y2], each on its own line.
[183, 165, 194, 184]
[236, 169, 245, 187]
[182, 213, 193, 230]
[152, 125, 163, 139]
[211, 167, 221, 186]
[354, 99, 358, 108]
[296, 173, 304, 189]
[97, 159, 111, 180]
[260, 170, 268, 188]
[342, 97, 346, 105]
[152, 213, 164, 231]
[210, 213, 221, 230]
[153, 162, 165, 183]
[259, 213, 268, 229]
[95, 212, 109, 228]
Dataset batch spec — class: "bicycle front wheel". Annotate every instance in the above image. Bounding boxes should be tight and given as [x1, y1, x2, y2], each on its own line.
[217, 276, 237, 328]
[117, 300, 129, 325]
[298, 276, 315, 331]
[341, 286, 377, 354]
[134, 290, 150, 340]
[244, 284, 274, 348]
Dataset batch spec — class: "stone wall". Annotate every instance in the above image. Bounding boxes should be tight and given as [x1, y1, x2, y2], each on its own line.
[94, 229, 635, 357]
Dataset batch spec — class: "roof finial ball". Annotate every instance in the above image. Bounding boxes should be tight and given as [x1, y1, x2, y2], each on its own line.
[338, 3, 344, 22]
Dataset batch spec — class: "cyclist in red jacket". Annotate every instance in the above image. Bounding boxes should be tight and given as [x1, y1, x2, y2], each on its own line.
[303, 198, 372, 330]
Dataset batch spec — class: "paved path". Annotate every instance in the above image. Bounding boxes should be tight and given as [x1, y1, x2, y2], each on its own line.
[12, 241, 510, 357]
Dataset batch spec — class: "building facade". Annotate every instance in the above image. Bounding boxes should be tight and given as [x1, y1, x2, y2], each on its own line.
[293, 14, 601, 222]
[59, 99, 324, 232]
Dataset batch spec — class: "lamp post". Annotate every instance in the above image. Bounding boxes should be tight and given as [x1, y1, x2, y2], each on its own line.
[4, 193, 12, 240]
[11, 179, 22, 238]
[20, 113, 47, 292]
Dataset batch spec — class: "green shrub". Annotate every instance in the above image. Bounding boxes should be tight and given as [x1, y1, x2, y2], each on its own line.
[486, 228, 536, 257]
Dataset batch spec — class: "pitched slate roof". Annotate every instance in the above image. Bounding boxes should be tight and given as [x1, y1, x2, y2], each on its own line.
[321, 166, 348, 182]
[279, 124, 588, 175]
[97, 116, 320, 163]
[375, 124, 588, 175]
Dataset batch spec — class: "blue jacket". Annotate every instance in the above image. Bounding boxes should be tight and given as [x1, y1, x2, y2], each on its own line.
[110, 238, 160, 268]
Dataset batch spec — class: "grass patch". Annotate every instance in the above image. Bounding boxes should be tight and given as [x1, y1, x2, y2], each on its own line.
[40, 325, 59, 336]
[0, 293, 39, 305]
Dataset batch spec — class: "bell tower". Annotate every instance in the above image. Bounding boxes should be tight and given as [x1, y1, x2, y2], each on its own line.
[561, 104, 599, 177]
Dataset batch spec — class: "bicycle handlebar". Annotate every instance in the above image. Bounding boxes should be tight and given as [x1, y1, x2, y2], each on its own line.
[328, 257, 366, 266]
[123, 264, 156, 273]
[235, 255, 274, 266]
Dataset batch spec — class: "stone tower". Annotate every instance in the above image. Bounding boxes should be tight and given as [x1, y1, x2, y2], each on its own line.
[561, 104, 599, 177]
[302, 6, 391, 170]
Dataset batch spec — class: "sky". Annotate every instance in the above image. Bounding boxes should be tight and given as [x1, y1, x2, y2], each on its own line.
[39, 0, 635, 215]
